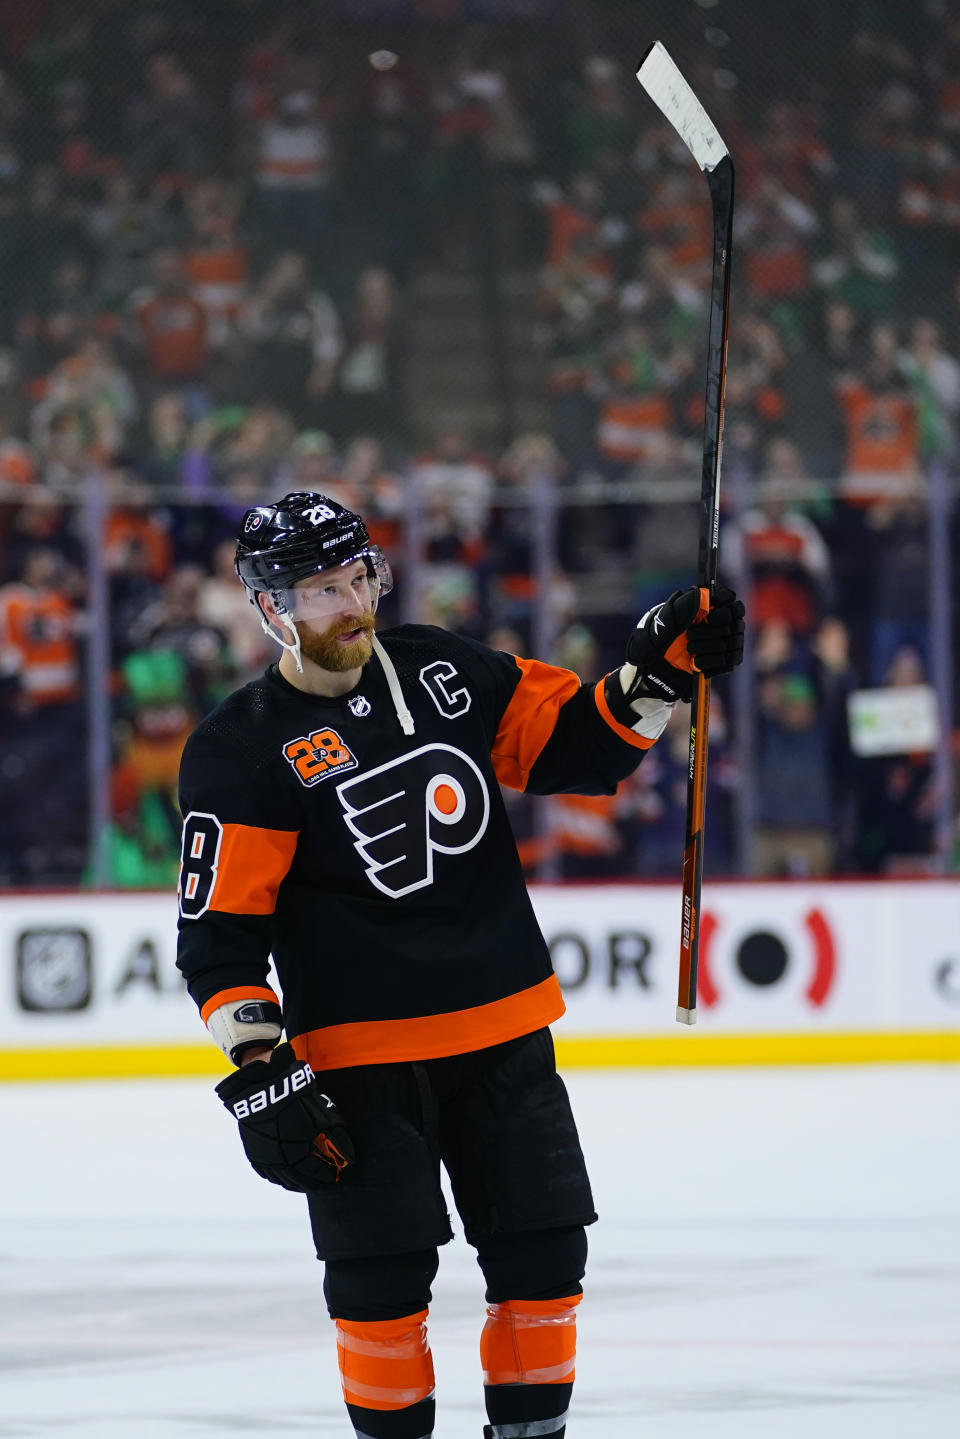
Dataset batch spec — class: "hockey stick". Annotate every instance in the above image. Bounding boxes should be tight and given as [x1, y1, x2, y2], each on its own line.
[636, 42, 734, 1025]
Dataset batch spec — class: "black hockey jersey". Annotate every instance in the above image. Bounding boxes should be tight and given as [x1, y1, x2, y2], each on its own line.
[176, 624, 657, 1071]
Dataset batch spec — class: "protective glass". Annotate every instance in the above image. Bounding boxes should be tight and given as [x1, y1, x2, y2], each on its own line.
[276, 548, 392, 622]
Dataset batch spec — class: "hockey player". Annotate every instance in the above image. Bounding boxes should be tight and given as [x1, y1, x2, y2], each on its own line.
[177, 491, 745, 1439]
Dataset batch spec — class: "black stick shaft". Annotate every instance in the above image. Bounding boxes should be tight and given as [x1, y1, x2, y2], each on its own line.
[677, 155, 735, 1023]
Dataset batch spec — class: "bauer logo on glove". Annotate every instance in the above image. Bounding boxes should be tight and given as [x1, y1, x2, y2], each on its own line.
[216, 1041, 355, 1191]
[227, 1059, 316, 1119]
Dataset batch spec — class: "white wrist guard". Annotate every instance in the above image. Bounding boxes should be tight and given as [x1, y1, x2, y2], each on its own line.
[206, 997, 284, 1065]
[616, 663, 675, 741]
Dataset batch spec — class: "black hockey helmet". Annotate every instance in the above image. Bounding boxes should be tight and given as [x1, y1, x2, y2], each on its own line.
[235, 491, 392, 609]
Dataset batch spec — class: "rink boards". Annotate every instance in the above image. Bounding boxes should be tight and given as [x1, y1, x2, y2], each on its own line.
[0, 880, 958, 1077]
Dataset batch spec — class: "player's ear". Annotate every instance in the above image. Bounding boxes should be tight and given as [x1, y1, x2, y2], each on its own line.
[258, 591, 277, 624]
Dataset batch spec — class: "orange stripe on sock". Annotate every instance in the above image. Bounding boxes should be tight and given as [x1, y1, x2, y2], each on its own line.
[480, 1294, 581, 1386]
[336, 1309, 435, 1412]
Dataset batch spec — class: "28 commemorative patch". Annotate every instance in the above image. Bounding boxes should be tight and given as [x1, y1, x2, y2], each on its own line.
[282, 728, 358, 787]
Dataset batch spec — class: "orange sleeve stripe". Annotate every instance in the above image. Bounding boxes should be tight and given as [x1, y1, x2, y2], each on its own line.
[210, 822, 299, 915]
[593, 678, 657, 750]
[291, 974, 565, 1071]
[492, 656, 582, 791]
[199, 985, 280, 1025]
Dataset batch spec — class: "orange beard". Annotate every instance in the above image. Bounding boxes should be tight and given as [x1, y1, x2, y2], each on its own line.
[297, 612, 376, 671]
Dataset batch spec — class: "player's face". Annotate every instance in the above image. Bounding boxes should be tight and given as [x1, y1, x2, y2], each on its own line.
[292, 561, 376, 672]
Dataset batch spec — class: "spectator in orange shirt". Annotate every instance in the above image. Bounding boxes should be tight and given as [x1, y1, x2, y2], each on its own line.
[724, 438, 833, 636]
[104, 503, 173, 587]
[0, 544, 80, 706]
[738, 173, 819, 306]
[0, 545, 88, 882]
[541, 171, 613, 279]
[637, 169, 712, 281]
[835, 325, 920, 503]
[131, 248, 210, 385]
[595, 349, 672, 473]
[182, 180, 251, 351]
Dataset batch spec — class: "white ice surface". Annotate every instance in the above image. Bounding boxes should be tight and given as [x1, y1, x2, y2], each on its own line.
[2, 1066, 960, 1437]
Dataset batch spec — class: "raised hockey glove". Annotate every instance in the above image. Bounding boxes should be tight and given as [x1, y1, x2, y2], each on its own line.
[623, 585, 745, 705]
[216, 1042, 355, 1192]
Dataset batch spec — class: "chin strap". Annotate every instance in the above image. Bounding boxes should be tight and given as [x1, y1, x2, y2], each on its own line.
[260, 614, 304, 673]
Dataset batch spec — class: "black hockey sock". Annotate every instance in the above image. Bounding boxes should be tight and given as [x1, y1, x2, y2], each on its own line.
[346, 1397, 435, 1438]
[483, 1380, 572, 1437]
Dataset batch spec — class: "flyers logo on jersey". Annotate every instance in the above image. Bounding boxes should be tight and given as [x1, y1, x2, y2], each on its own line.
[283, 728, 358, 787]
[336, 743, 489, 898]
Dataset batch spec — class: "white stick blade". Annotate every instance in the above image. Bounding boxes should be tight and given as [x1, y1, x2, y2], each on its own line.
[676, 1006, 698, 1026]
[637, 41, 728, 173]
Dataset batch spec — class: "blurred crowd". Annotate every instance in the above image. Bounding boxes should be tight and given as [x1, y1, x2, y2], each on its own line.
[0, 0, 956, 887]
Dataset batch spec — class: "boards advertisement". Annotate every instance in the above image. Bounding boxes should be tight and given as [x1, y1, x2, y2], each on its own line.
[1, 882, 958, 1076]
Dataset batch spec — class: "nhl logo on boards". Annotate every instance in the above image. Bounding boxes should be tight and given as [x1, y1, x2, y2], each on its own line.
[348, 694, 371, 718]
[16, 928, 93, 1012]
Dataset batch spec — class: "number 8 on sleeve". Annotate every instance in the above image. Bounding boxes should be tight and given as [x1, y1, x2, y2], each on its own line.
[179, 812, 224, 919]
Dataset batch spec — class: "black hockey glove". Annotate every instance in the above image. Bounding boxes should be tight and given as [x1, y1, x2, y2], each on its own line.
[215, 1042, 355, 1192]
[624, 585, 745, 705]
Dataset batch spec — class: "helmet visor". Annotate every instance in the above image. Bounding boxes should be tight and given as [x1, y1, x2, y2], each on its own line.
[275, 547, 393, 623]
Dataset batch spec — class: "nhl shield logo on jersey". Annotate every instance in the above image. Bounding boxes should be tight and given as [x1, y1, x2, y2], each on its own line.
[336, 742, 489, 898]
[348, 694, 372, 718]
[283, 728, 358, 787]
